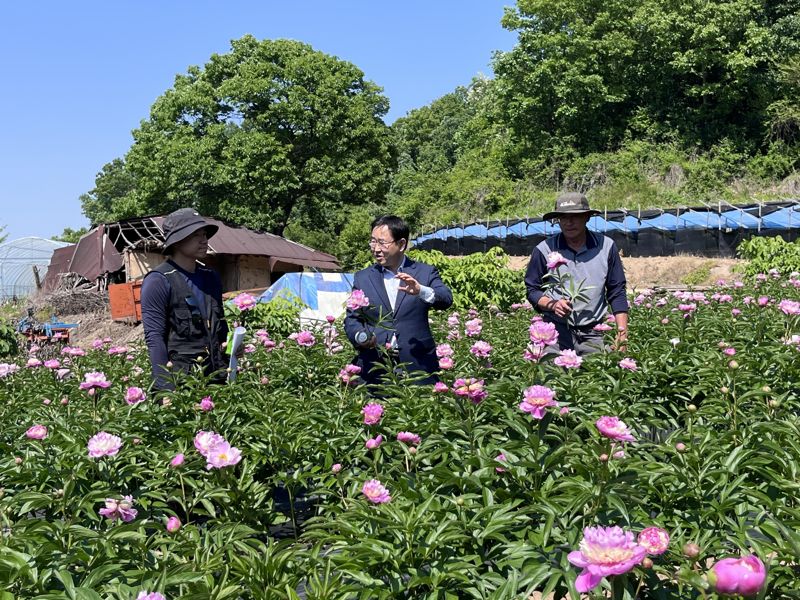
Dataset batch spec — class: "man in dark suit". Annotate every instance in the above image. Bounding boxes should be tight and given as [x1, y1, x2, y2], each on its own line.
[344, 215, 453, 385]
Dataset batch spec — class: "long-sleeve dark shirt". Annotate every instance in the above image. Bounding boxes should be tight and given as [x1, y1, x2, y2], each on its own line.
[141, 261, 224, 388]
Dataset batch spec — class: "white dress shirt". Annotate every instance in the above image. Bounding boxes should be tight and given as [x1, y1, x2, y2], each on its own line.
[381, 256, 435, 310]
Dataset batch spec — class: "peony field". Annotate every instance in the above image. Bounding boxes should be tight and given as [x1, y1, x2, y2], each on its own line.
[1, 274, 799, 599]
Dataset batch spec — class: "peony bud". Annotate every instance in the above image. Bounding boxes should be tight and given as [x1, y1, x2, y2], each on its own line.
[707, 555, 766, 597]
[14, 457, 22, 465]
[166, 516, 182, 533]
[761, 385, 771, 393]
[642, 557, 654, 569]
[720, 386, 729, 394]
[769, 399, 781, 409]
[683, 542, 701, 559]
[675, 442, 686, 453]
[331, 463, 342, 474]
[687, 404, 697, 413]
[170, 453, 185, 468]
[599, 453, 609, 463]
[728, 360, 739, 369]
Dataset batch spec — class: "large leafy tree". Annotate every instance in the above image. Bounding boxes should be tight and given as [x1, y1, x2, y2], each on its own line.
[494, 0, 800, 165]
[110, 35, 394, 237]
[80, 158, 138, 225]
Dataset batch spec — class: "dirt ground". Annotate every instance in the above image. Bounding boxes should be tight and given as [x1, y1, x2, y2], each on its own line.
[36, 255, 741, 347]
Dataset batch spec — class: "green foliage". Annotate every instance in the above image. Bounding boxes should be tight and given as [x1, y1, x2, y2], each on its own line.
[0, 277, 798, 597]
[225, 292, 303, 338]
[52, 226, 89, 244]
[408, 247, 525, 310]
[680, 261, 714, 287]
[0, 318, 18, 357]
[79, 159, 137, 226]
[737, 236, 800, 276]
[83, 35, 395, 243]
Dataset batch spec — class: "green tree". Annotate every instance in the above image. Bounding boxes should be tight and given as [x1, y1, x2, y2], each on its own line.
[494, 0, 800, 168]
[115, 35, 394, 238]
[0, 225, 6, 244]
[80, 158, 137, 225]
[52, 226, 89, 243]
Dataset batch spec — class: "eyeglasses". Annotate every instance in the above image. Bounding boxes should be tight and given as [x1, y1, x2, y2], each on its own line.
[368, 238, 398, 249]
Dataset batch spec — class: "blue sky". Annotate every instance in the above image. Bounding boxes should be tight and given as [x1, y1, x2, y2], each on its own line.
[0, 1, 516, 242]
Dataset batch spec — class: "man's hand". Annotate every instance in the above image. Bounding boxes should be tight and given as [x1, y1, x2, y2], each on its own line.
[395, 272, 421, 295]
[612, 330, 628, 353]
[550, 298, 573, 318]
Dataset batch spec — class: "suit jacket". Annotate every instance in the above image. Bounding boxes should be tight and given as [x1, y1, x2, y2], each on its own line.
[344, 258, 453, 385]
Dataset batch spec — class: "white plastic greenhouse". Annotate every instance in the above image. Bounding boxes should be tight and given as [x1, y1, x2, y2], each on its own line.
[0, 237, 70, 300]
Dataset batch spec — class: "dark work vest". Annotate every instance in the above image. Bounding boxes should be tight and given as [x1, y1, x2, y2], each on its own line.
[149, 261, 227, 382]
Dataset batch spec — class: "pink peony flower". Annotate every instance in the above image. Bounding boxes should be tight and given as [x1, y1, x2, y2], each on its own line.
[397, 431, 421, 446]
[331, 463, 342, 473]
[346, 289, 370, 310]
[194, 431, 225, 458]
[595, 416, 635, 442]
[436, 343, 454, 358]
[166, 516, 181, 533]
[519, 385, 557, 419]
[464, 318, 483, 337]
[92, 339, 104, 349]
[731, 309, 742, 316]
[232, 292, 258, 311]
[433, 381, 449, 393]
[568, 525, 647, 592]
[87, 432, 123, 458]
[546, 251, 568, 269]
[495, 453, 507, 472]
[447, 313, 460, 327]
[44, 359, 60, 369]
[108, 346, 128, 355]
[619, 358, 638, 371]
[294, 331, 316, 347]
[361, 403, 384, 425]
[470, 340, 493, 358]
[137, 593, 166, 600]
[560, 406, 570, 415]
[0, 363, 20, 378]
[98, 495, 138, 522]
[338, 364, 361, 384]
[523, 342, 547, 362]
[438, 356, 454, 370]
[361, 479, 391, 504]
[26, 357, 42, 368]
[708, 555, 767, 597]
[125, 386, 146, 405]
[778, 299, 800, 315]
[757, 296, 770, 306]
[554, 349, 583, 368]
[723, 347, 736, 356]
[26, 424, 48, 440]
[453, 378, 488, 403]
[529, 320, 559, 345]
[365, 434, 383, 450]
[198, 396, 214, 411]
[593, 323, 613, 332]
[638, 527, 670, 556]
[79, 371, 111, 390]
[205, 440, 242, 470]
[170, 453, 185, 468]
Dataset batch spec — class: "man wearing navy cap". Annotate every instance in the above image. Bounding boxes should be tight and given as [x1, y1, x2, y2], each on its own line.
[525, 193, 629, 354]
[141, 208, 229, 391]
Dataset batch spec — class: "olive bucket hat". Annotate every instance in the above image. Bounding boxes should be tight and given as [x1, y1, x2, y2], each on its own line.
[542, 192, 601, 221]
[162, 208, 219, 252]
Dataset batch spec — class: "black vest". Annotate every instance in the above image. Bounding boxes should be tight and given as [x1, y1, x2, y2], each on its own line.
[148, 261, 227, 382]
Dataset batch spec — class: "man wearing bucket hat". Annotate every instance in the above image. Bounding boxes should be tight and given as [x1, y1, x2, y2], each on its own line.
[141, 208, 229, 391]
[524, 192, 629, 354]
